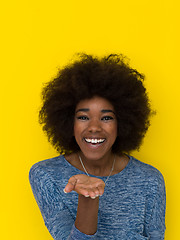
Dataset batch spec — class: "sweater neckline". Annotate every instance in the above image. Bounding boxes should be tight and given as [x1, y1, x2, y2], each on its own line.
[62, 154, 133, 180]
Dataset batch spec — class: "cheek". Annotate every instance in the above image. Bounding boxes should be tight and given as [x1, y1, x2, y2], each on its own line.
[73, 126, 79, 145]
[73, 119, 79, 134]
[73, 121, 84, 138]
[112, 128, 118, 140]
[110, 123, 118, 140]
[109, 121, 117, 132]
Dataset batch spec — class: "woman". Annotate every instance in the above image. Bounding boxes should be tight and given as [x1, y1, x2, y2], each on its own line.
[29, 54, 166, 239]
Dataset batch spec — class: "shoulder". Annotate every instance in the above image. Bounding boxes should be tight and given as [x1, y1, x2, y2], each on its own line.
[29, 155, 65, 183]
[128, 156, 165, 189]
[29, 155, 71, 212]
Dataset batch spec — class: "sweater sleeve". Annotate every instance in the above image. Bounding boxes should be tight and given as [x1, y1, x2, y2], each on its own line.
[29, 163, 97, 240]
[68, 224, 97, 240]
[144, 172, 166, 240]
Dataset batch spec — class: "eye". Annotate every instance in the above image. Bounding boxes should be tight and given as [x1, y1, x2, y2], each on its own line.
[101, 116, 114, 121]
[76, 116, 89, 121]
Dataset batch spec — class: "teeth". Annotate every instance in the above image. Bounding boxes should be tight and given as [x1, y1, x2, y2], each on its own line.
[85, 138, 105, 144]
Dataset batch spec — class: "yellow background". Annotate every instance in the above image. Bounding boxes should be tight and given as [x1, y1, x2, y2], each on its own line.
[1, 0, 179, 239]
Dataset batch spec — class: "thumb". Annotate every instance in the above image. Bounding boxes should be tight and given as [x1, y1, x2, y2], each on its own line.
[64, 176, 77, 193]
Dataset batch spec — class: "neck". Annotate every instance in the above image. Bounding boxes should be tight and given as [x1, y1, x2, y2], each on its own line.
[78, 151, 115, 176]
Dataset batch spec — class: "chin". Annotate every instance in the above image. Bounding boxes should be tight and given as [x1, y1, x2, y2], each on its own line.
[80, 149, 111, 161]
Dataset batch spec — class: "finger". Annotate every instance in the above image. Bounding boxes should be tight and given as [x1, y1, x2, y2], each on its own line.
[87, 187, 100, 199]
[78, 189, 90, 197]
[64, 176, 77, 193]
[94, 187, 101, 197]
[97, 185, 105, 196]
[84, 182, 105, 199]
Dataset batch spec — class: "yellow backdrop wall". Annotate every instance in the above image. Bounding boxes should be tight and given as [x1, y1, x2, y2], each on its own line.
[1, 0, 179, 239]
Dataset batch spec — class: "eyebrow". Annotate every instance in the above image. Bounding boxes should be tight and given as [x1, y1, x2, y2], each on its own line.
[101, 109, 115, 114]
[75, 108, 115, 114]
[75, 108, 89, 113]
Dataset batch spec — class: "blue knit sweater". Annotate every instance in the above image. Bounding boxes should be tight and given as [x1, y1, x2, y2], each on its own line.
[29, 155, 166, 240]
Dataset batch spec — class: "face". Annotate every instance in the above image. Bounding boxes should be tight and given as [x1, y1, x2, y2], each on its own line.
[74, 96, 117, 161]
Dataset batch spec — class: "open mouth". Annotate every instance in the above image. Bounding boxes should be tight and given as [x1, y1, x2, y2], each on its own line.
[84, 138, 106, 144]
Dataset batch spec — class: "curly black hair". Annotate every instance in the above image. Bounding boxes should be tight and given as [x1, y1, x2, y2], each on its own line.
[39, 53, 154, 155]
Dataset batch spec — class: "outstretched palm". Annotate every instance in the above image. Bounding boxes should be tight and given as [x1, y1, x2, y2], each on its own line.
[64, 174, 105, 199]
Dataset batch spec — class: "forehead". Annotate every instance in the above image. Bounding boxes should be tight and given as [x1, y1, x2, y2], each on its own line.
[75, 96, 115, 111]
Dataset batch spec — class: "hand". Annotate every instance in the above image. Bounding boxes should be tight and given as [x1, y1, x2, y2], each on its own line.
[64, 174, 105, 199]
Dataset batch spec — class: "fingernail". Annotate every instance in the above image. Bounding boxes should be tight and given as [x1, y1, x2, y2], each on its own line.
[85, 195, 90, 197]
[95, 195, 99, 197]
[91, 196, 96, 199]
[63, 188, 67, 193]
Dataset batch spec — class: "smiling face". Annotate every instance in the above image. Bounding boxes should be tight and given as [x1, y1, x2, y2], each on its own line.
[74, 96, 117, 161]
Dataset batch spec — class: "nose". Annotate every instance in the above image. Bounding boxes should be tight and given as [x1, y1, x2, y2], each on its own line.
[87, 118, 102, 133]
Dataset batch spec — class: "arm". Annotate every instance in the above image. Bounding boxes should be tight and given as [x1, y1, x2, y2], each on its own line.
[75, 195, 99, 235]
[29, 165, 75, 239]
[29, 164, 105, 240]
[145, 173, 166, 239]
[64, 174, 105, 236]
